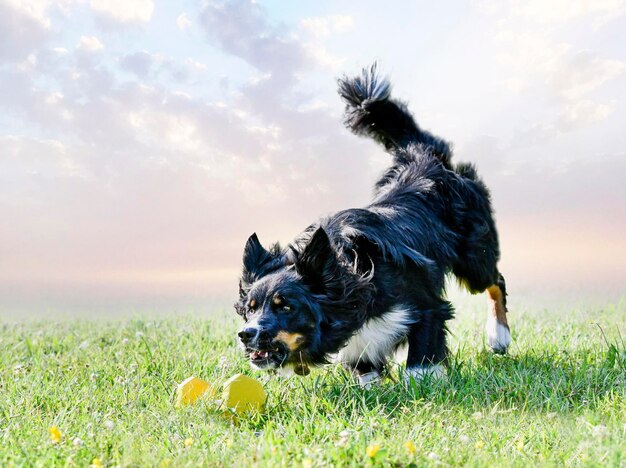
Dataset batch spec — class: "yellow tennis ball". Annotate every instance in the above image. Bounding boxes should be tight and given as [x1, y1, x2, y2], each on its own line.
[175, 376, 216, 407]
[221, 373, 266, 415]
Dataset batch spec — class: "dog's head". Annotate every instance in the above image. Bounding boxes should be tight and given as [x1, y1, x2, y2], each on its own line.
[234, 227, 372, 374]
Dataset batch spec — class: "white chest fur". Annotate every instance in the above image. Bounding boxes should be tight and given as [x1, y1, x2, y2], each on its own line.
[337, 305, 413, 366]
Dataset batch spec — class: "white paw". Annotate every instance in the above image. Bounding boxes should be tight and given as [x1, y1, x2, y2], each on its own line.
[404, 364, 446, 385]
[486, 316, 511, 354]
[357, 371, 380, 389]
[276, 365, 295, 377]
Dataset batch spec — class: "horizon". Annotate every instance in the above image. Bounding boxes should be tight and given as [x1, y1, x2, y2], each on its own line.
[1, 0, 625, 316]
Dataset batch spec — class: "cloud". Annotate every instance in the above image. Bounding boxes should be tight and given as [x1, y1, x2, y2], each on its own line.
[509, 0, 626, 26]
[119, 50, 155, 77]
[298, 15, 353, 70]
[300, 15, 354, 39]
[118, 50, 203, 83]
[507, 47, 623, 144]
[460, 134, 626, 220]
[198, 0, 350, 134]
[486, 3, 625, 147]
[513, 99, 615, 145]
[302, 43, 345, 70]
[557, 99, 613, 129]
[199, 0, 306, 78]
[478, 0, 626, 26]
[0, 135, 80, 181]
[549, 51, 625, 100]
[0, 0, 51, 60]
[90, 0, 154, 24]
[185, 57, 206, 71]
[76, 35, 104, 53]
[176, 12, 192, 31]
[490, 4, 625, 102]
[0, 74, 275, 301]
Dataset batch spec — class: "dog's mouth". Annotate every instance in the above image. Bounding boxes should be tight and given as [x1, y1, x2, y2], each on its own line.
[247, 345, 287, 368]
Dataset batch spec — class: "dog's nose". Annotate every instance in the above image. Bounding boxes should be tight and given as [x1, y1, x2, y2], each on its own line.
[238, 328, 257, 344]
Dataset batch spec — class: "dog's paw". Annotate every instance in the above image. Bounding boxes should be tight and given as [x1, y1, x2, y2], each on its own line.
[357, 371, 381, 389]
[486, 316, 511, 354]
[403, 364, 446, 386]
[275, 365, 295, 377]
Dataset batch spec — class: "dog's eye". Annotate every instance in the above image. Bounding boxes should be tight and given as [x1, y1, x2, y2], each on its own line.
[282, 305, 292, 312]
[244, 308, 259, 321]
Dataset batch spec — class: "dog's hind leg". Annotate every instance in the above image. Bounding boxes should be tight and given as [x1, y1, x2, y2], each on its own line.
[404, 301, 453, 384]
[486, 273, 511, 354]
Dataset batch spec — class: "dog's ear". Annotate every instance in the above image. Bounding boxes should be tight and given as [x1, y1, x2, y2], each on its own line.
[295, 227, 339, 291]
[240, 233, 283, 297]
[243, 233, 268, 274]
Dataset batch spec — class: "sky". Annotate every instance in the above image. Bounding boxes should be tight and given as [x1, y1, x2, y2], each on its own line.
[1, 0, 625, 316]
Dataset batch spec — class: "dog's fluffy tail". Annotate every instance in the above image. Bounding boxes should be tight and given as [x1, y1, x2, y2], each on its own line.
[338, 64, 452, 167]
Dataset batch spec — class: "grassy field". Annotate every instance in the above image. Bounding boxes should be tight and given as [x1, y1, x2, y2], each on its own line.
[1, 296, 625, 466]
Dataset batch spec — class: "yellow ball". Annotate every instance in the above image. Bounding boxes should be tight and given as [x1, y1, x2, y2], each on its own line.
[175, 376, 216, 407]
[221, 373, 266, 415]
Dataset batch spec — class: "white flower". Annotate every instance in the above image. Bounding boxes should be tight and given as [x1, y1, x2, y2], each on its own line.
[104, 420, 115, 430]
[72, 437, 83, 446]
[335, 429, 353, 447]
[591, 425, 607, 437]
[114, 375, 127, 385]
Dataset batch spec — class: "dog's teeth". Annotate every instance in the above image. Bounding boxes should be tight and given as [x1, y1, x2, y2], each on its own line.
[251, 350, 272, 360]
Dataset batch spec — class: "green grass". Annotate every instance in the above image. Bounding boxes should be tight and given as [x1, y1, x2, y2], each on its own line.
[1, 297, 625, 466]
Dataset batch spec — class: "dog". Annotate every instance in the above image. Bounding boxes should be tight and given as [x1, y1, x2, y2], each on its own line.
[234, 64, 511, 386]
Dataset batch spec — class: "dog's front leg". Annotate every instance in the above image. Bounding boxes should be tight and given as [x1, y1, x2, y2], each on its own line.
[404, 302, 453, 384]
[343, 360, 385, 389]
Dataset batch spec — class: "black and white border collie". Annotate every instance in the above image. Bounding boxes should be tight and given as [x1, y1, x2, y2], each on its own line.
[234, 65, 511, 386]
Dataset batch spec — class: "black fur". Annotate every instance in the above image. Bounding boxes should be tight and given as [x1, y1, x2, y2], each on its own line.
[234, 65, 506, 380]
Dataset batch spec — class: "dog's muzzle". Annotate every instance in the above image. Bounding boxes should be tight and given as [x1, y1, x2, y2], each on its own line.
[238, 327, 287, 369]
